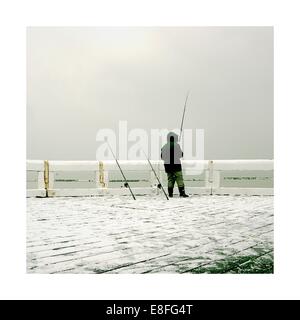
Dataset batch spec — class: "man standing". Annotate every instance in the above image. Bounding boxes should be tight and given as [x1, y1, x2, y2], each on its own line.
[161, 132, 189, 198]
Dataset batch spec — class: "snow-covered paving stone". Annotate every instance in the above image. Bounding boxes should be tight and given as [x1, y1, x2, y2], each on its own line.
[27, 195, 273, 273]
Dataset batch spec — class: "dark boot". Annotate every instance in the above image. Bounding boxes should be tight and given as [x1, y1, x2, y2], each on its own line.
[168, 187, 173, 198]
[179, 186, 189, 197]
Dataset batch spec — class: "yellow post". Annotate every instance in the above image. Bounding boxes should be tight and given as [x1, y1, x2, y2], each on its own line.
[44, 160, 49, 197]
[99, 161, 106, 188]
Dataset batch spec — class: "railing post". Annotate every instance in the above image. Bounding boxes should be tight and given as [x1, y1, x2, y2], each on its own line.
[207, 160, 214, 195]
[44, 160, 49, 197]
[99, 161, 109, 188]
[98, 161, 106, 188]
[208, 160, 221, 195]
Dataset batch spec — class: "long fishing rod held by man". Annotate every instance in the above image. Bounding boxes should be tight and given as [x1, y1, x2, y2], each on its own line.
[161, 93, 190, 198]
[179, 91, 190, 142]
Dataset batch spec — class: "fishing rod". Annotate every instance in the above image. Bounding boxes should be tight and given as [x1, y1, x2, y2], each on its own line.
[179, 91, 190, 142]
[106, 141, 136, 200]
[141, 149, 169, 200]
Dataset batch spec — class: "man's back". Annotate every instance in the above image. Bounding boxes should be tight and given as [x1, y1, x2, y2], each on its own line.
[160, 132, 188, 197]
[161, 133, 183, 173]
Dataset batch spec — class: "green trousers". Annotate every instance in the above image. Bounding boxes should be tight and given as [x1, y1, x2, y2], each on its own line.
[167, 171, 185, 189]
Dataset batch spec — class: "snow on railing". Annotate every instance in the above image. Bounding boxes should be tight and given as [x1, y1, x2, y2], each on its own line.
[26, 159, 274, 197]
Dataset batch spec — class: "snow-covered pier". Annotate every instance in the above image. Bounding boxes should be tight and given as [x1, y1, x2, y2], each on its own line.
[27, 195, 273, 274]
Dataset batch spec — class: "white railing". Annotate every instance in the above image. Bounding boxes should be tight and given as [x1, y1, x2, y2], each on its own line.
[26, 159, 274, 197]
[26, 160, 46, 197]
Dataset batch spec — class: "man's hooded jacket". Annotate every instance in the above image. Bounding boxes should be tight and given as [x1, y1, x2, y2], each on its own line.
[161, 132, 183, 173]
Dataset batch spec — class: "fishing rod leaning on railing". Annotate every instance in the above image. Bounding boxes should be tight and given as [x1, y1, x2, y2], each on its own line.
[106, 141, 136, 200]
[141, 149, 169, 200]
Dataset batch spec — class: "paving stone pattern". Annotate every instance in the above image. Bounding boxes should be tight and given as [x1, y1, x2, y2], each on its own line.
[27, 195, 273, 274]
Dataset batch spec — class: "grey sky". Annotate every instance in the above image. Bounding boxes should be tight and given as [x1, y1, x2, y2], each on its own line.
[27, 27, 273, 160]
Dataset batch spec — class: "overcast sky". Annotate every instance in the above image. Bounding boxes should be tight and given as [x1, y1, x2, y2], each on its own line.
[27, 27, 273, 160]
